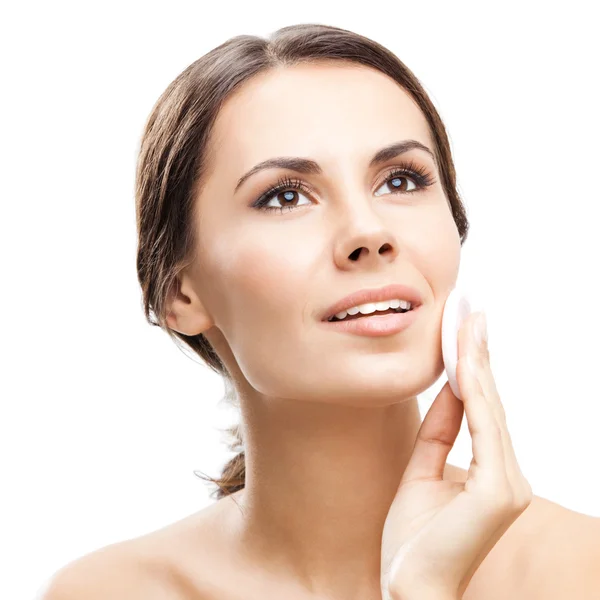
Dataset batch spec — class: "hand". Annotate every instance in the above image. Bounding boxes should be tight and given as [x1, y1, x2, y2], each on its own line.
[380, 312, 533, 600]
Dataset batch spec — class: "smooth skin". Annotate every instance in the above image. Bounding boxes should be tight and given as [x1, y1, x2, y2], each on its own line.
[167, 61, 466, 599]
[41, 62, 600, 600]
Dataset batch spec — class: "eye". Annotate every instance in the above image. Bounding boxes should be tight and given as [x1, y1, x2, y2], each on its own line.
[251, 159, 436, 215]
[253, 178, 313, 214]
[374, 170, 418, 196]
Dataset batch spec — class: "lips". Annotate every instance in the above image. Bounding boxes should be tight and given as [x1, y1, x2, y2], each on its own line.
[321, 283, 423, 322]
[322, 304, 421, 336]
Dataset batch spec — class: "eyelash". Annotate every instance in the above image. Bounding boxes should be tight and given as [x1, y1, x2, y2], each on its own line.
[251, 159, 436, 214]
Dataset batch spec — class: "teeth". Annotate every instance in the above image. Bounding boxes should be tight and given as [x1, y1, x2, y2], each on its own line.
[333, 299, 412, 321]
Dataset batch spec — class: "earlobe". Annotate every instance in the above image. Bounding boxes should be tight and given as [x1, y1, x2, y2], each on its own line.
[165, 309, 181, 332]
[165, 275, 213, 336]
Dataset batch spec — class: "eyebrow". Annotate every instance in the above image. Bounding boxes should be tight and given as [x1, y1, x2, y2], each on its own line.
[234, 139, 437, 194]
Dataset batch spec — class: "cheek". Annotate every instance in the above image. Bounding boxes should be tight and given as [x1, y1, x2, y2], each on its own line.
[413, 209, 461, 294]
[210, 233, 316, 397]
[212, 230, 312, 339]
[415, 214, 461, 371]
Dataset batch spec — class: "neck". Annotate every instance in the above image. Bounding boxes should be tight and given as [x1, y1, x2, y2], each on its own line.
[232, 391, 423, 600]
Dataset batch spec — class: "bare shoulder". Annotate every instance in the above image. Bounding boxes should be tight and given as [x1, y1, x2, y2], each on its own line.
[445, 464, 600, 599]
[531, 500, 600, 598]
[37, 537, 190, 600]
[37, 498, 231, 600]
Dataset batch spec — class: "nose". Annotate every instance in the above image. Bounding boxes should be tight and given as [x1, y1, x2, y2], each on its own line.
[335, 228, 399, 270]
[348, 240, 394, 262]
[331, 184, 401, 270]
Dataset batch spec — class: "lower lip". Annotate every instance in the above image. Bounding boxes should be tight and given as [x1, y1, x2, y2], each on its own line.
[321, 306, 421, 337]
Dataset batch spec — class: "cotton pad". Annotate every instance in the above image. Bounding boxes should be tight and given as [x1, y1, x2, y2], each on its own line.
[441, 287, 472, 401]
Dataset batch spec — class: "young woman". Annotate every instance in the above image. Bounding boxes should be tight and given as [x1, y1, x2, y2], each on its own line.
[42, 23, 599, 600]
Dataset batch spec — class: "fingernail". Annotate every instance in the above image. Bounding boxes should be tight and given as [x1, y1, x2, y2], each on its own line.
[474, 312, 488, 349]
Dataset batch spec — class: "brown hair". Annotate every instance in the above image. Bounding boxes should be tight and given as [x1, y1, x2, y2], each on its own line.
[135, 23, 470, 501]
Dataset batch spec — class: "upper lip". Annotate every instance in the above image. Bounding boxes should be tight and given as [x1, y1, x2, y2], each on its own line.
[321, 283, 423, 321]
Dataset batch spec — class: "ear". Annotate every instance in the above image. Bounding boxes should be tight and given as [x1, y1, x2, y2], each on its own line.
[165, 270, 213, 336]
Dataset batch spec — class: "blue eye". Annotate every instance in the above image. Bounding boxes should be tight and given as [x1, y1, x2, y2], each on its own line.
[251, 159, 436, 215]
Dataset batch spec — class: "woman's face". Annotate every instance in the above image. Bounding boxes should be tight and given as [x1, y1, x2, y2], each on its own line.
[181, 62, 461, 406]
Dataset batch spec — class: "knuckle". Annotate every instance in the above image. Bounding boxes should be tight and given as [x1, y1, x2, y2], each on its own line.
[515, 479, 534, 508]
[504, 480, 533, 514]
[497, 402, 507, 422]
[479, 335, 490, 361]
[481, 345, 489, 363]
[489, 421, 504, 442]
[479, 475, 533, 516]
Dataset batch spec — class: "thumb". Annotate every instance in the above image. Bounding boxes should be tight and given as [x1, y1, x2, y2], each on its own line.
[400, 381, 464, 485]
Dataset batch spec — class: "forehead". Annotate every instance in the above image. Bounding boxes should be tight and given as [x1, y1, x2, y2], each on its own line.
[207, 62, 434, 182]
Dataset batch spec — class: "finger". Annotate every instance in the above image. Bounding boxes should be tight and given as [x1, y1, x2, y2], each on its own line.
[400, 381, 464, 484]
[457, 313, 506, 480]
[471, 319, 530, 495]
[471, 314, 506, 423]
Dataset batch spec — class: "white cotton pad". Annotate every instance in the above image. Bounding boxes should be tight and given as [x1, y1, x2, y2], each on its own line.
[441, 287, 473, 401]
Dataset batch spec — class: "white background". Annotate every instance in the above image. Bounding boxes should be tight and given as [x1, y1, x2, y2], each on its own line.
[2, 2, 598, 598]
